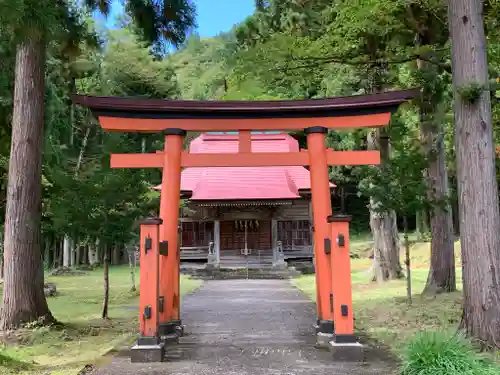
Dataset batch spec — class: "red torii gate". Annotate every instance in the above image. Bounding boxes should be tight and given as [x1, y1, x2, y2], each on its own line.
[73, 89, 417, 362]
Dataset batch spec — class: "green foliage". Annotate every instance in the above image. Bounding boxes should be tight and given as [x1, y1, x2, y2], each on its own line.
[457, 82, 486, 104]
[358, 112, 431, 218]
[100, 28, 179, 97]
[169, 34, 237, 99]
[401, 331, 499, 375]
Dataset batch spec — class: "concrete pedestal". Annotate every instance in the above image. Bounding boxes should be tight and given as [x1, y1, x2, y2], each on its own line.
[316, 332, 333, 348]
[329, 341, 364, 362]
[159, 320, 182, 344]
[314, 320, 334, 334]
[272, 250, 287, 269]
[329, 334, 364, 361]
[130, 337, 165, 363]
[176, 324, 186, 337]
[272, 259, 287, 269]
[207, 253, 219, 267]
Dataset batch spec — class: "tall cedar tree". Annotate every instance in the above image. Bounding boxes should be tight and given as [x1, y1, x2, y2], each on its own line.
[447, 0, 500, 348]
[0, 0, 195, 330]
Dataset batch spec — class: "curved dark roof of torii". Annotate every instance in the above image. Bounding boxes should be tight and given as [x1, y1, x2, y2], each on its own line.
[72, 88, 419, 119]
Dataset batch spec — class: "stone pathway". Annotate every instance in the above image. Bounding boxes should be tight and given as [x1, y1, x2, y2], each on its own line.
[91, 279, 396, 375]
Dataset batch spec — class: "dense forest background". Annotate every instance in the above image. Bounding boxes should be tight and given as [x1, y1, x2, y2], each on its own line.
[0, 0, 499, 267]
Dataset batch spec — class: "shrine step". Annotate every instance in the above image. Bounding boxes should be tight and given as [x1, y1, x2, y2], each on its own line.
[181, 266, 302, 280]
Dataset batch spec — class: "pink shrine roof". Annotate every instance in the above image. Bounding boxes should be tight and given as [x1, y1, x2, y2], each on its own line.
[166, 132, 335, 201]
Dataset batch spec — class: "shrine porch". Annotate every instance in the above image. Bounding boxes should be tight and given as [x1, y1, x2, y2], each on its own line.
[179, 199, 315, 268]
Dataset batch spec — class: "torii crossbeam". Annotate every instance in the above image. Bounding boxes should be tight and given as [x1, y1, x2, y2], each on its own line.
[73, 88, 417, 362]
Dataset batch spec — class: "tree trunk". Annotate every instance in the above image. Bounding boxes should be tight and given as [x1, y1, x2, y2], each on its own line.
[415, 210, 423, 241]
[83, 244, 89, 265]
[127, 246, 137, 292]
[63, 235, 71, 267]
[45, 235, 53, 269]
[111, 245, 120, 266]
[102, 246, 110, 319]
[340, 186, 346, 213]
[70, 237, 75, 267]
[452, 197, 460, 235]
[0, 231, 4, 280]
[417, 57, 457, 295]
[52, 238, 60, 269]
[403, 215, 412, 305]
[75, 243, 81, 267]
[416, 210, 430, 241]
[58, 238, 63, 268]
[89, 240, 97, 265]
[368, 129, 403, 281]
[0, 37, 54, 329]
[448, 0, 500, 349]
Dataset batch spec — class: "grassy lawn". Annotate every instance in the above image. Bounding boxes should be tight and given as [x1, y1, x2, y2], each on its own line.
[293, 239, 464, 358]
[0, 266, 202, 375]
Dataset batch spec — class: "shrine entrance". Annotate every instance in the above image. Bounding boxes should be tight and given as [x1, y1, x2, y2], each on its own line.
[73, 89, 417, 363]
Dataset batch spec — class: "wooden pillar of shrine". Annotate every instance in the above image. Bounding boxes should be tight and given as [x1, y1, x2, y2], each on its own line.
[131, 218, 165, 362]
[305, 127, 334, 338]
[214, 220, 221, 264]
[158, 129, 185, 338]
[327, 214, 363, 359]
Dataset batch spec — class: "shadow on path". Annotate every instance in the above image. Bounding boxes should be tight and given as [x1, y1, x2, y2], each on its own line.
[91, 279, 397, 375]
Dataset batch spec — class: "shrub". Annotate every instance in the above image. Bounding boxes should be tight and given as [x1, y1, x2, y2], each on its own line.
[400, 331, 498, 375]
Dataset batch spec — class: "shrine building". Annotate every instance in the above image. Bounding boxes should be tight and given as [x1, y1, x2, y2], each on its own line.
[168, 131, 334, 268]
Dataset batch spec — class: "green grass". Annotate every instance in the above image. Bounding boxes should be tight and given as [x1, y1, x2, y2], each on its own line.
[400, 331, 499, 375]
[0, 266, 202, 375]
[293, 238, 464, 357]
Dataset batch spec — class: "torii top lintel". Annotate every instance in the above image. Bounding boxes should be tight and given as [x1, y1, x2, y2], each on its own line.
[72, 88, 418, 132]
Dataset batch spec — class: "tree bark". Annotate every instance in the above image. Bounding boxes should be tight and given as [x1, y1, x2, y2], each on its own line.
[403, 215, 412, 305]
[58, 238, 63, 268]
[63, 235, 71, 267]
[0, 37, 54, 329]
[52, 238, 60, 269]
[44, 235, 53, 269]
[416, 210, 430, 241]
[83, 243, 89, 265]
[111, 245, 120, 265]
[102, 246, 109, 319]
[89, 240, 97, 265]
[74, 242, 80, 267]
[0, 231, 4, 280]
[448, 0, 500, 349]
[368, 129, 404, 281]
[127, 245, 137, 292]
[417, 57, 457, 295]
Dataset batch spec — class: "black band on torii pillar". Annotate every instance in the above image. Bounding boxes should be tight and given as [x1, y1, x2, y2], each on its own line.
[332, 334, 358, 344]
[327, 214, 353, 223]
[163, 128, 187, 136]
[318, 319, 334, 334]
[159, 320, 182, 335]
[304, 126, 328, 135]
[136, 217, 163, 226]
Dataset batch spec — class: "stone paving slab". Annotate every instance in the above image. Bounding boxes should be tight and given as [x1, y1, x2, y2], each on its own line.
[90, 279, 397, 375]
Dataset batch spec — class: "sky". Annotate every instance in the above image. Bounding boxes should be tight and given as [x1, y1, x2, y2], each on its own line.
[102, 0, 255, 38]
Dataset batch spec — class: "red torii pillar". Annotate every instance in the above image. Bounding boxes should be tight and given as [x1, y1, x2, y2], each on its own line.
[305, 127, 335, 336]
[158, 129, 184, 338]
[131, 218, 164, 362]
[328, 214, 362, 360]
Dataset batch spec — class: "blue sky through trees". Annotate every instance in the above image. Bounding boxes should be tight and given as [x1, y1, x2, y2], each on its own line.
[98, 0, 255, 37]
